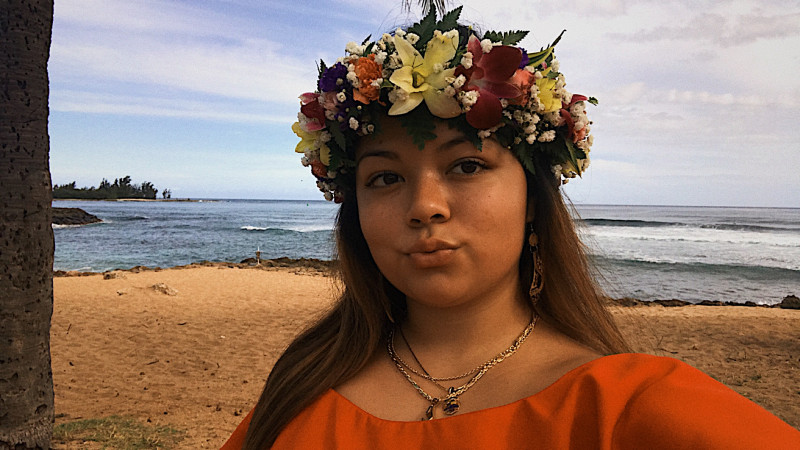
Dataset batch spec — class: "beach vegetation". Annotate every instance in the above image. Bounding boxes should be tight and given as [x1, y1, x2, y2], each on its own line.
[53, 176, 160, 200]
[52, 416, 185, 449]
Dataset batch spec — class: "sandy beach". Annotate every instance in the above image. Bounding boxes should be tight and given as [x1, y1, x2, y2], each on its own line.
[50, 264, 799, 448]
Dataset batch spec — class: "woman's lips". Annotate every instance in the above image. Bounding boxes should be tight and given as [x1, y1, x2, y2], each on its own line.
[406, 240, 458, 268]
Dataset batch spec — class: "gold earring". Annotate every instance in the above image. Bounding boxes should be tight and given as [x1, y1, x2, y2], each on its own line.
[528, 228, 543, 306]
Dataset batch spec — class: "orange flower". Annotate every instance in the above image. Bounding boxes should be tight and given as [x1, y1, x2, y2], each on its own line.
[509, 69, 535, 106]
[353, 54, 382, 104]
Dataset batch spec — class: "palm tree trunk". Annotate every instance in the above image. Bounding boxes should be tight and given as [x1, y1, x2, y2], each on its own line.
[0, 0, 55, 448]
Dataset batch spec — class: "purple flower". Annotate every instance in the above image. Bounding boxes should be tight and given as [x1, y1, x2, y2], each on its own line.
[318, 63, 349, 92]
[518, 48, 529, 69]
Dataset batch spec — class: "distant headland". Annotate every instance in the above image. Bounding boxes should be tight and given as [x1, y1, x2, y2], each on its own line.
[53, 176, 174, 200]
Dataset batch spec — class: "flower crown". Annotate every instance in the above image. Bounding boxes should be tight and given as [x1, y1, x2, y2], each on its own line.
[293, 6, 596, 202]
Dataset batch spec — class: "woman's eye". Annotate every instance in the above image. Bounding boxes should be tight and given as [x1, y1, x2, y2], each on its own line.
[452, 160, 485, 175]
[367, 171, 401, 187]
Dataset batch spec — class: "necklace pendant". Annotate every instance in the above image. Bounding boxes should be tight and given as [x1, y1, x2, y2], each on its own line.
[442, 388, 460, 415]
[442, 396, 460, 415]
[422, 404, 434, 421]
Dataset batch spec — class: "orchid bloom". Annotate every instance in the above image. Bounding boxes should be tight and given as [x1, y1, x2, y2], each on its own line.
[535, 68, 561, 113]
[299, 93, 325, 131]
[455, 35, 523, 129]
[388, 31, 461, 118]
[292, 122, 330, 166]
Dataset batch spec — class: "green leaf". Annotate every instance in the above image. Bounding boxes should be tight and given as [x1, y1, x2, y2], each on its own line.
[483, 30, 529, 46]
[587, 97, 599, 106]
[526, 47, 554, 67]
[328, 122, 347, 151]
[399, 107, 437, 150]
[407, 5, 438, 52]
[328, 145, 344, 172]
[514, 142, 537, 175]
[549, 30, 566, 48]
[564, 139, 583, 176]
[437, 6, 462, 32]
[361, 35, 372, 46]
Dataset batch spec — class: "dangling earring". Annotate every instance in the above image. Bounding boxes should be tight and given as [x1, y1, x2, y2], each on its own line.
[528, 225, 543, 307]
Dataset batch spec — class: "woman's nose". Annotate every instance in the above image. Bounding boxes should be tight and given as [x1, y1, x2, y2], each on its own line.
[406, 173, 451, 226]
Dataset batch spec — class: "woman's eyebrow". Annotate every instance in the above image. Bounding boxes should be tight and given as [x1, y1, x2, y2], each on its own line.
[356, 149, 398, 165]
[436, 136, 471, 151]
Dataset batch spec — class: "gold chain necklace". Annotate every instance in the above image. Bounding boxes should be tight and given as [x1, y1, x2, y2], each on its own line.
[387, 313, 538, 420]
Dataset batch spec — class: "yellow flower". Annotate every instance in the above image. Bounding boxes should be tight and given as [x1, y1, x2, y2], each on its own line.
[292, 122, 330, 165]
[535, 68, 561, 113]
[388, 31, 461, 118]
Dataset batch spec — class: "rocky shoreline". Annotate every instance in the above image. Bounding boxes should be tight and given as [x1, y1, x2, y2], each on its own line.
[52, 259, 799, 309]
[52, 207, 102, 225]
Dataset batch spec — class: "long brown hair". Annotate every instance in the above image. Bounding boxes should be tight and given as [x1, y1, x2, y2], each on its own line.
[242, 150, 630, 448]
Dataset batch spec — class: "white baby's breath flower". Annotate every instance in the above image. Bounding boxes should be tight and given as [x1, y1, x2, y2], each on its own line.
[480, 39, 494, 53]
[538, 130, 556, 142]
[444, 85, 456, 96]
[526, 133, 538, 144]
[374, 51, 387, 65]
[395, 28, 406, 37]
[445, 29, 458, 40]
[366, 124, 375, 133]
[478, 130, 492, 139]
[319, 131, 331, 143]
[336, 91, 347, 102]
[460, 90, 479, 108]
[345, 41, 361, 55]
[387, 54, 402, 69]
[323, 191, 333, 201]
[461, 52, 473, 69]
[301, 156, 310, 166]
[349, 117, 359, 130]
[551, 59, 560, 72]
[371, 78, 383, 88]
[499, 99, 509, 108]
[406, 33, 420, 44]
[346, 71, 359, 87]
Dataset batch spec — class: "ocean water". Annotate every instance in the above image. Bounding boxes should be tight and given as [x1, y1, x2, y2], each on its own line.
[53, 200, 799, 305]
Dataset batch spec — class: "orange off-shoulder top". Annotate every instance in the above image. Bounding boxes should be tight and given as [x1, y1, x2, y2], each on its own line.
[221, 353, 800, 449]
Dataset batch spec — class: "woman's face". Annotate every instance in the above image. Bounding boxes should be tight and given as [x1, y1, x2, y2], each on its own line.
[355, 117, 530, 309]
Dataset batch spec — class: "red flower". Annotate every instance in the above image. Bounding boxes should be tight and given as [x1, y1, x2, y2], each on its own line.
[456, 35, 523, 129]
[299, 93, 326, 131]
[310, 160, 328, 179]
[559, 94, 588, 143]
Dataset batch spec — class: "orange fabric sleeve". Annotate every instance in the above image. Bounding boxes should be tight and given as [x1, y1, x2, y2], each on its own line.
[222, 354, 800, 449]
[219, 408, 253, 450]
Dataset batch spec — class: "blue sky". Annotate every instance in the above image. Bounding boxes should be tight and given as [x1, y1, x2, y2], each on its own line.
[49, 0, 800, 206]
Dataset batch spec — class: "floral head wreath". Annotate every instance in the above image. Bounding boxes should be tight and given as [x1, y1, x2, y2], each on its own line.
[293, 6, 596, 202]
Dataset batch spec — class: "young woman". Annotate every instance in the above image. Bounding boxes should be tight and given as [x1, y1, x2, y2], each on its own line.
[223, 8, 799, 449]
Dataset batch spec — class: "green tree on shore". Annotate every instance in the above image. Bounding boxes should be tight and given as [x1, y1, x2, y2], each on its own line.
[53, 176, 160, 199]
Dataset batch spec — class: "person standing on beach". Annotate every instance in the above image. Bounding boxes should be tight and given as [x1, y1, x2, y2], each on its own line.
[222, 7, 800, 449]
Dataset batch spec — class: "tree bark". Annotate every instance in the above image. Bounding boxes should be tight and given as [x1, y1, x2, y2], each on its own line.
[0, 0, 55, 448]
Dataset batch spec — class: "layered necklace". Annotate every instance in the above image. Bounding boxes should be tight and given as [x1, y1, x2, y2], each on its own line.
[387, 313, 539, 420]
